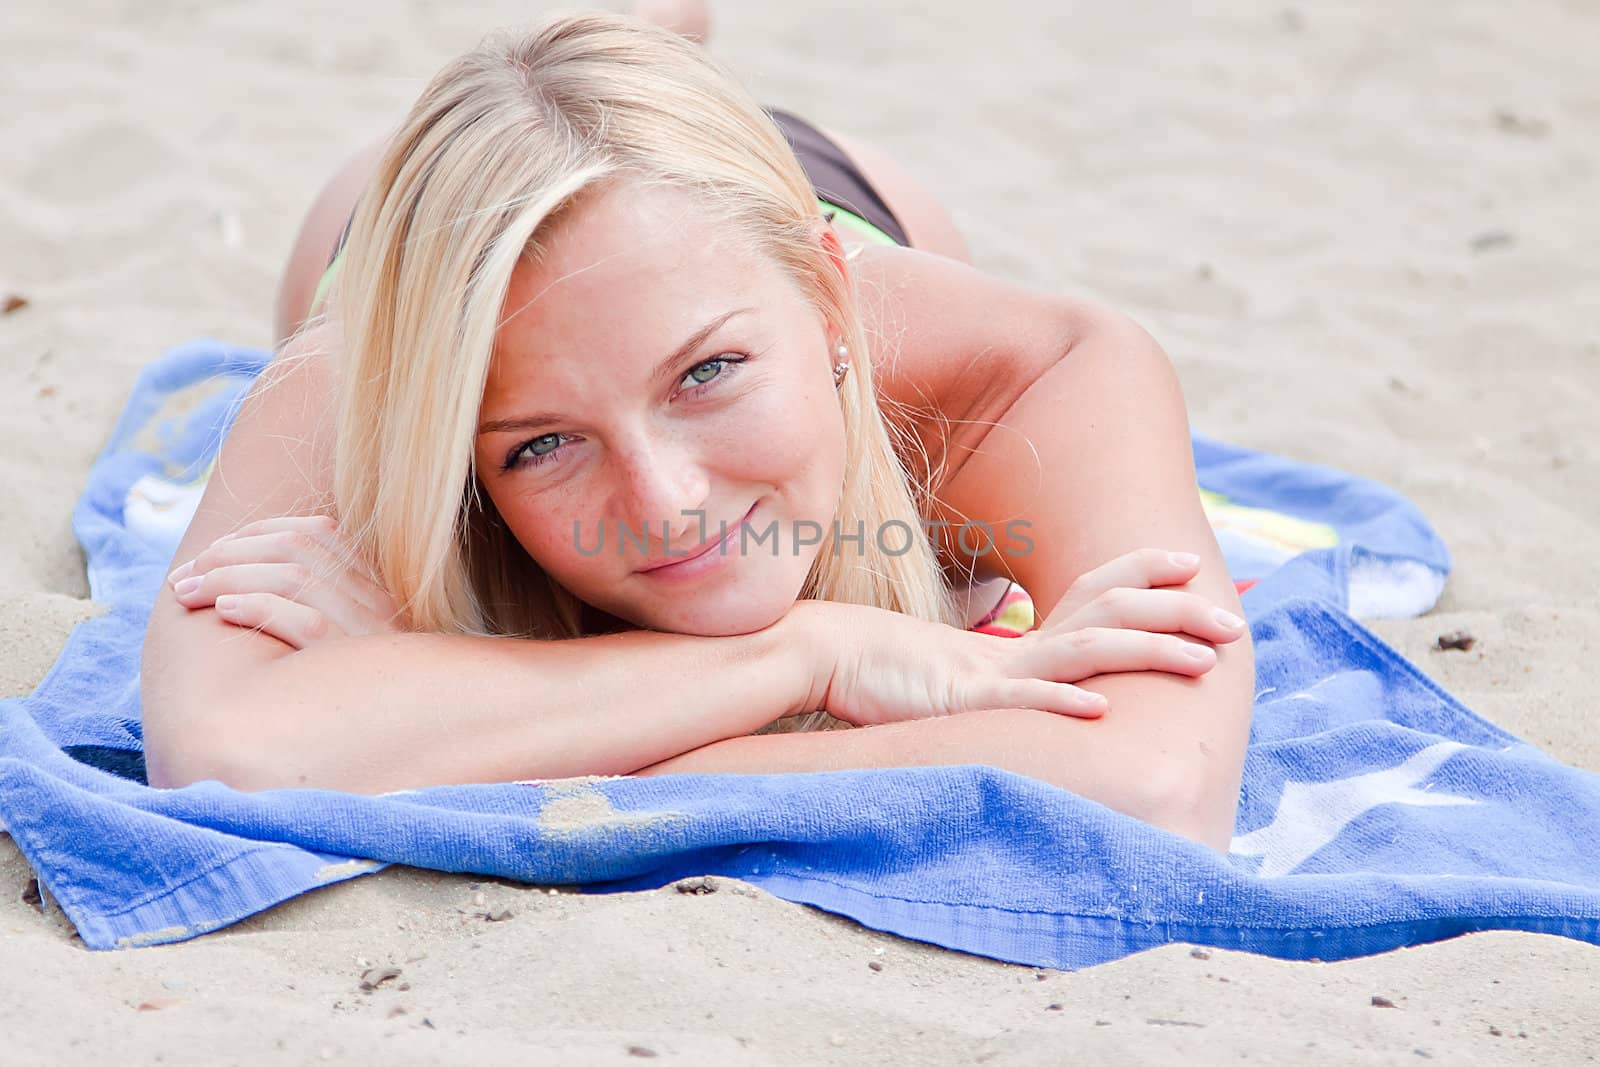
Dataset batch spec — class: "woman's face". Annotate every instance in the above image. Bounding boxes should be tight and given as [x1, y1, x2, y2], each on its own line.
[473, 179, 848, 636]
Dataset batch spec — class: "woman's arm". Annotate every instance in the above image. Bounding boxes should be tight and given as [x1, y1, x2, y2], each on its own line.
[140, 327, 818, 793]
[145, 613, 817, 794]
[144, 309, 1237, 798]
[931, 303, 1254, 850]
[642, 249, 1255, 850]
[636, 705, 1219, 840]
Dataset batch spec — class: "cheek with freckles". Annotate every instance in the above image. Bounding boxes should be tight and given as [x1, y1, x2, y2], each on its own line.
[706, 364, 847, 530]
[481, 473, 616, 599]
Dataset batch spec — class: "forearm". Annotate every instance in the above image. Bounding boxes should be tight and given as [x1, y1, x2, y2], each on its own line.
[637, 651, 1253, 851]
[142, 608, 819, 794]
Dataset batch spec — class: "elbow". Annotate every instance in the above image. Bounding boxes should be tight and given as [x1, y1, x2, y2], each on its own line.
[141, 688, 284, 793]
[140, 625, 305, 792]
[145, 752, 212, 792]
[1125, 753, 1244, 854]
[140, 666, 210, 790]
[143, 713, 245, 792]
[1135, 650, 1255, 853]
[1140, 780, 1238, 854]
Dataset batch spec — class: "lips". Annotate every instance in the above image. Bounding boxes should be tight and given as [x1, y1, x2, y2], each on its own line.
[637, 535, 724, 572]
[635, 503, 755, 573]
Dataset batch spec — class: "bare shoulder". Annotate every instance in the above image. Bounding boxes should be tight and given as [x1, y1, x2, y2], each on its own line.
[192, 321, 341, 539]
[849, 242, 1119, 490]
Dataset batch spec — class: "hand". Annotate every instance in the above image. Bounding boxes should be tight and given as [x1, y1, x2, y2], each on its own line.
[167, 515, 403, 649]
[794, 597, 1228, 729]
[1037, 548, 1248, 645]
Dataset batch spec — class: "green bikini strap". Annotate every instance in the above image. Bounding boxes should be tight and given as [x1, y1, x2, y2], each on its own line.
[818, 199, 902, 248]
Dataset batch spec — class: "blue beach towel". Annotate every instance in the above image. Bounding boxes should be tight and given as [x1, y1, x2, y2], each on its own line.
[1, 339, 1595, 966]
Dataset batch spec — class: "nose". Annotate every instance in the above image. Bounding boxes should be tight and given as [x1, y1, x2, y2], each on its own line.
[614, 434, 712, 551]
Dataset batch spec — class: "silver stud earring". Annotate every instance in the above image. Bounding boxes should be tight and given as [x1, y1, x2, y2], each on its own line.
[833, 342, 850, 386]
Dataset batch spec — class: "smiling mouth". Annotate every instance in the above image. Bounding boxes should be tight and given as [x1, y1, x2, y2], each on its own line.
[635, 503, 756, 573]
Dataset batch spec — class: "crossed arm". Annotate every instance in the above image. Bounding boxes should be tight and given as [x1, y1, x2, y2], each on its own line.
[143, 245, 1252, 851]
[633, 247, 1254, 850]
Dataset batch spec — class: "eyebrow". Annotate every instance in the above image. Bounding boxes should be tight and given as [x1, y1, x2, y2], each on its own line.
[476, 307, 756, 436]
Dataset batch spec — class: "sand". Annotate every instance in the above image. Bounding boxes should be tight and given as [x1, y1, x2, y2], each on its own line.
[2, 0, 1597, 1061]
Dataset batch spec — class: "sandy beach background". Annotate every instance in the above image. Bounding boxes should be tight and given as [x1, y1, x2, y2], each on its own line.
[3, 0, 1597, 1061]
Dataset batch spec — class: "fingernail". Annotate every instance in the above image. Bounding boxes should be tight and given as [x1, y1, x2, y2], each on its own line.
[214, 595, 239, 613]
[1169, 552, 1200, 568]
[1077, 690, 1108, 708]
[173, 575, 202, 597]
[167, 560, 195, 585]
[1213, 608, 1246, 630]
[1183, 643, 1215, 662]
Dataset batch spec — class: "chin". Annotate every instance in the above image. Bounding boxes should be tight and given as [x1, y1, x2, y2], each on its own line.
[585, 557, 816, 637]
[598, 582, 796, 637]
[654, 598, 792, 637]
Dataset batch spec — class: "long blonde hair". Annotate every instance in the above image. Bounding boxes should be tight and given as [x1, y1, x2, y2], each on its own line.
[329, 12, 965, 733]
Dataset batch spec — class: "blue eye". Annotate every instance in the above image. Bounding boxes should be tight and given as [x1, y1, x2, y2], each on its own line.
[680, 354, 746, 394]
[504, 432, 567, 472]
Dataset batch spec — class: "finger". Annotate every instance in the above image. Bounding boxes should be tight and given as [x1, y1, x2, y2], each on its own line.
[1065, 548, 1205, 605]
[170, 516, 343, 582]
[211, 514, 341, 545]
[1063, 588, 1247, 644]
[174, 562, 378, 636]
[174, 532, 391, 616]
[192, 528, 351, 570]
[971, 680, 1108, 720]
[178, 530, 334, 576]
[1028, 627, 1218, 683]
[212, 593, 339, 651]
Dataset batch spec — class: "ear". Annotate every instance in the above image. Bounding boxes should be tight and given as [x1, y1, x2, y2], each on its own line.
[817, 221, 851, 289]
[813, 221, 855, 346]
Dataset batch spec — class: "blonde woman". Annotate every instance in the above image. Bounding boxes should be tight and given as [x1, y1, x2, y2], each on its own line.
[141, 11, 1254, 851]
